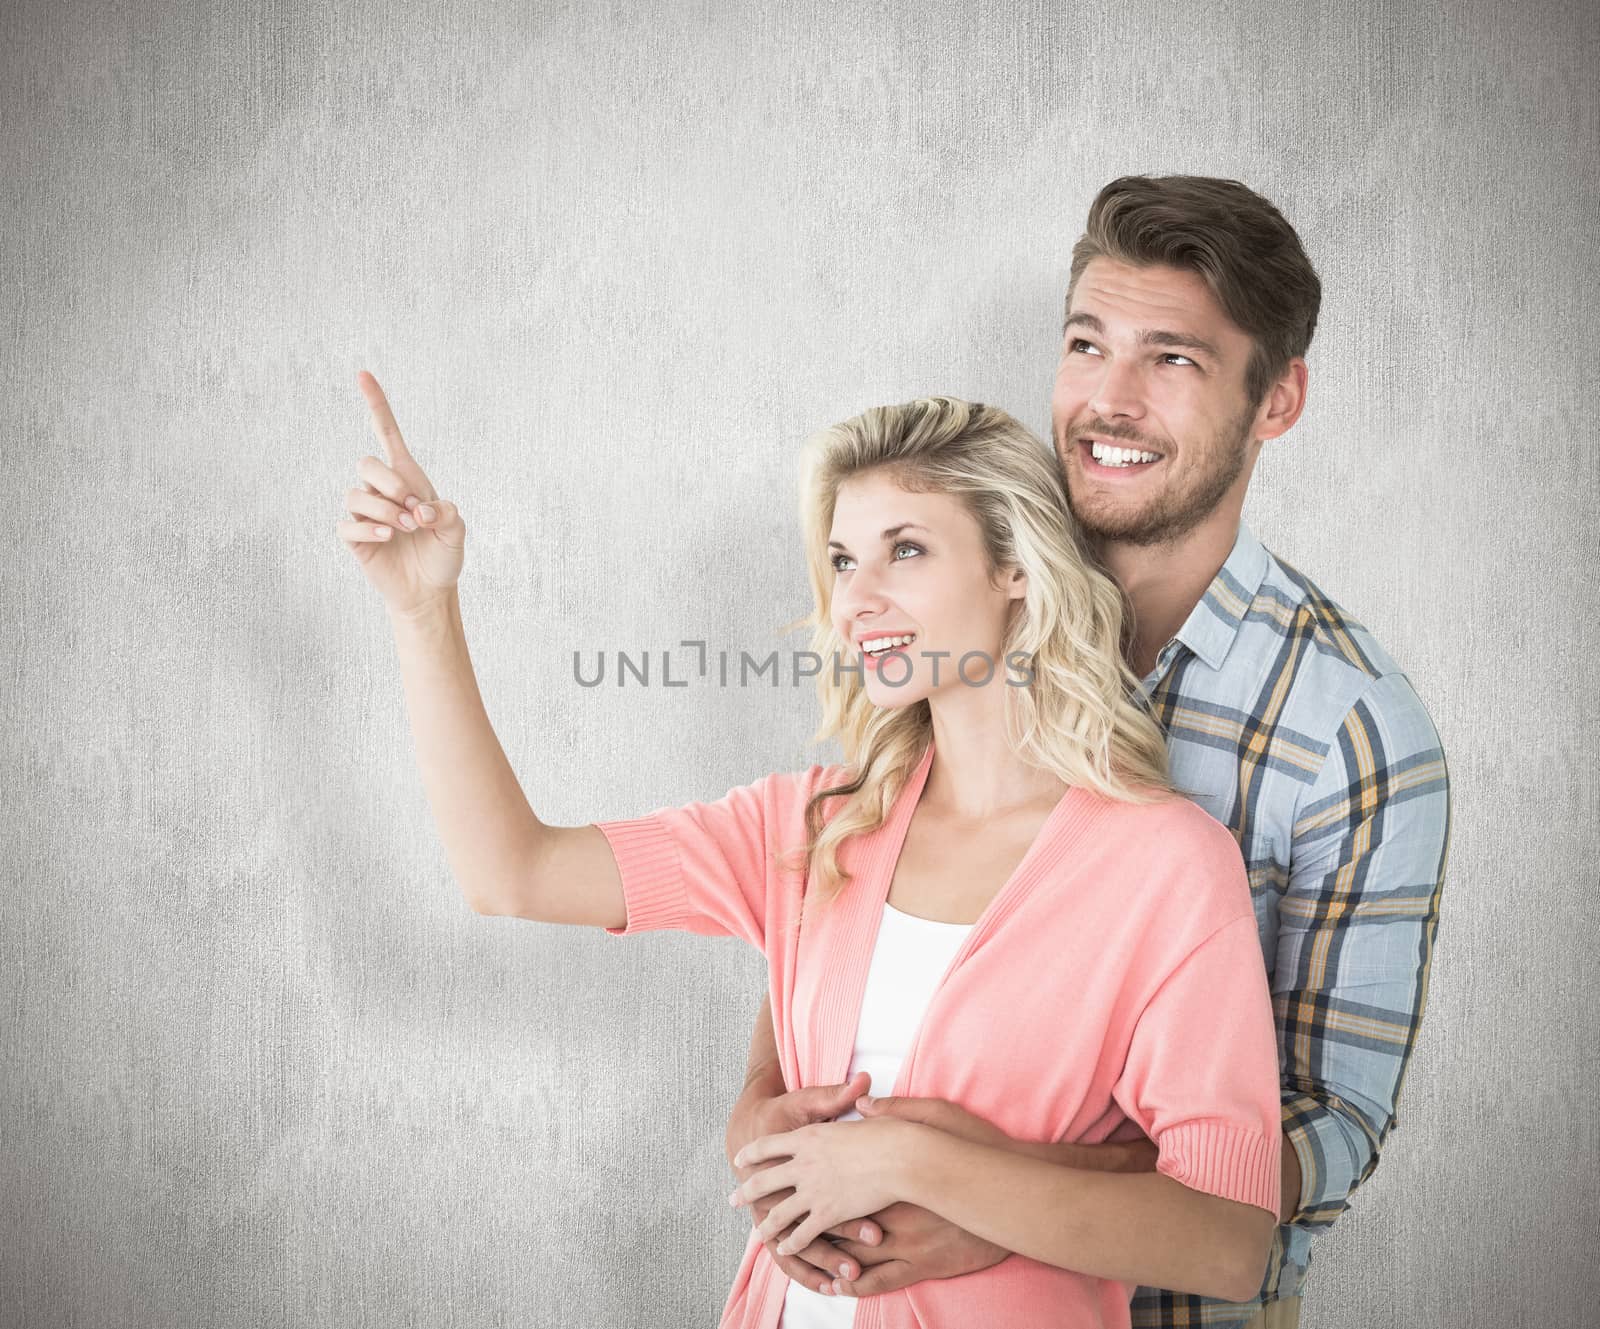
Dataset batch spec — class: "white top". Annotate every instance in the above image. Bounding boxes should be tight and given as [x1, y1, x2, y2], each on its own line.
[779, 902, 975, 1327]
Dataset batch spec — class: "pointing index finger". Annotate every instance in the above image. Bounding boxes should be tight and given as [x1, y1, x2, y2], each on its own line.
[356, 370, 416, 468]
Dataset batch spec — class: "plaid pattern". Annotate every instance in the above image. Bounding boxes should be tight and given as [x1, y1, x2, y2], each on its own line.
[1127, 521, 1451, 1328]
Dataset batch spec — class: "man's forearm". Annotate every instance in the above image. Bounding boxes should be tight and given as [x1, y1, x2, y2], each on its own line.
[894, 1124, 1273, 1303]
[1279, 1129, 1302, 1225]
[741, 993, 784, 1093]
[726, 993, 785, 1165]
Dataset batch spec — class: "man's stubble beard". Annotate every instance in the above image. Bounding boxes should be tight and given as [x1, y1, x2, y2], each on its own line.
[1062, 400, 1259, 550]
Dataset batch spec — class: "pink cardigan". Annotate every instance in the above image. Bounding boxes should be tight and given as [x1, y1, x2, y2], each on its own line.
[596, 738, 1281, 1328]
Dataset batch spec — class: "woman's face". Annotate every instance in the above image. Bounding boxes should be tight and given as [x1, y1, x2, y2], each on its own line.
[827, 470, 1025, 708]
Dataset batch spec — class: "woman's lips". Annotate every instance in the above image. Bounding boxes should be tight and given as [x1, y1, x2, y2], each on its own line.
[859, 638, 916, 671]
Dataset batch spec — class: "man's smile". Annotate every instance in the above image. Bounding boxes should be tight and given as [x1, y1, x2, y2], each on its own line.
[1076, 436, 1165, 476]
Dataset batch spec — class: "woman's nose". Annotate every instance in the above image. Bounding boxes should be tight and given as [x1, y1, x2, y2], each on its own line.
[836, 566, 890, 617]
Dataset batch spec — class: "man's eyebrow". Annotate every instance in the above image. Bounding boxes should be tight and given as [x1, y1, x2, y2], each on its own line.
[1062, 310, 1221, 361]
[827, 523, 930, 551]
[1140, 329, 1222, 359]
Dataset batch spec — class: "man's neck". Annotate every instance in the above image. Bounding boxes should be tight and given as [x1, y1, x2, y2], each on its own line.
[1095, 510, 1243, 680]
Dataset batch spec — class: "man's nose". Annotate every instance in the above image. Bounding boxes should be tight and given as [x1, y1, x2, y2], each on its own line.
[1088, 357, 1148, 422]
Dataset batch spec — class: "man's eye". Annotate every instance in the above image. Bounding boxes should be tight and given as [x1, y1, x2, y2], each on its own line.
[1162, 353, 1196, 367]
[1069, 339, 1101, 355]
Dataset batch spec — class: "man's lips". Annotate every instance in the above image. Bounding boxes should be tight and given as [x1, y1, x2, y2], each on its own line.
[1076, 437, 1164, 476]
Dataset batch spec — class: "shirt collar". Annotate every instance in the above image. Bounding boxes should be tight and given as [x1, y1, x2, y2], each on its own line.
[1166, 520, 1271, 673]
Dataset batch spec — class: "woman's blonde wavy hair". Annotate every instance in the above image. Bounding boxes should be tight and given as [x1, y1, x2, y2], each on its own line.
[779, 396, 1176, 921]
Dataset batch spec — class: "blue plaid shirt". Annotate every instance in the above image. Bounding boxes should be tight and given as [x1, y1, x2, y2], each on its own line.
[1128, 520, 1452, 1327]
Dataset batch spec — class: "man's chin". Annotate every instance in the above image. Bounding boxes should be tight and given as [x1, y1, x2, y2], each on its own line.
[1066, 494, 1155, 542]
[1069, 502, 1200, 550]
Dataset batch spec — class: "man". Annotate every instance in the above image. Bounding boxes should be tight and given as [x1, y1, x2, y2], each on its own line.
[725, 174, 1451, 1329]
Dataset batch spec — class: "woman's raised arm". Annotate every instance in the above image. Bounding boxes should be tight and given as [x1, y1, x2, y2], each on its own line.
[339, 371, 625, 927]
[386, 590, 626, 926]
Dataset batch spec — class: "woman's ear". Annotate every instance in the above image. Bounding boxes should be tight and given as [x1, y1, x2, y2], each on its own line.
[1007, 566, 1027, 601]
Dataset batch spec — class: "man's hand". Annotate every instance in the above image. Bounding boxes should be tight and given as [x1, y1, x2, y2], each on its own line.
[820, 1094, 1162, 1297]
[726, 1070, 882, 1296]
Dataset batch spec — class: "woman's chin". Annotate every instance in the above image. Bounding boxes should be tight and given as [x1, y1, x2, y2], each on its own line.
[864, 681, 934, 713]
[863, 677, 933, 709]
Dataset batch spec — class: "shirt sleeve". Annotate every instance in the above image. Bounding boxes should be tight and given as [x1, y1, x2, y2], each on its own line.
[592, 768, 800, 950]
[1276, 671, 1451, 1231]
[1112, 911, 1284, 1217]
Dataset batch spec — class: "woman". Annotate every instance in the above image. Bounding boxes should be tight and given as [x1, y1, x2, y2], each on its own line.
[337, 373, 1281, 1328]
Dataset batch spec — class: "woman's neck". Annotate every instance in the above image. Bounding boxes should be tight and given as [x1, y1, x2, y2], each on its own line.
[922, 690, 1068, 819]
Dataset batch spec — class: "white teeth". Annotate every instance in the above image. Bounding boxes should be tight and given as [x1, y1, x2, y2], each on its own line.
[1089, 440, 1161, 467]
[862, 634, 915, 653]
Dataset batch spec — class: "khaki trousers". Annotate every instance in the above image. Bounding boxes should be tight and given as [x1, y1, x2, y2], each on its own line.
[1244, 1297, 1303, 1328]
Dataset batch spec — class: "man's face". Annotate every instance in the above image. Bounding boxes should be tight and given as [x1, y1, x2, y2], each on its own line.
[1051, 257, 1265, 548]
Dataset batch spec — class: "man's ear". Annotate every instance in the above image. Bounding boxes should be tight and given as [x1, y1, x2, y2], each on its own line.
[1254, 357, 1309, 443]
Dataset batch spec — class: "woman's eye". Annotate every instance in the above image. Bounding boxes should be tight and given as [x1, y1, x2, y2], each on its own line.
[830, 544, 919, 571]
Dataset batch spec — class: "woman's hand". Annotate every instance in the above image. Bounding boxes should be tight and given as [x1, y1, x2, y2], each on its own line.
[727, 1073, 880, 1293]
[730, 1117, 917, 1258]
[336, 371, 466, 617]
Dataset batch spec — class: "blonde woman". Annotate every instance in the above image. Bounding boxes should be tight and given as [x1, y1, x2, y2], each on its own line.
[339, 375, 1282, 1329]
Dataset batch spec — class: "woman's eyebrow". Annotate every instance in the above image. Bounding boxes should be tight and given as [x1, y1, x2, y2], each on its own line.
[828, 523, 931, 551]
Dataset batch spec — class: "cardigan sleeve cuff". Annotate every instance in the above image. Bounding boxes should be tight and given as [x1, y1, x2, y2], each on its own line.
[594, 814, 686, 936]
[1154, 1120, 1281, 1217]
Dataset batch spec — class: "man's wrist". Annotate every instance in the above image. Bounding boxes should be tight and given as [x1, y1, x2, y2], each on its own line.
[725, 1091, 763, 1168]
[725, 1069, 783, 1167]
[742, 1054, 786, 1098]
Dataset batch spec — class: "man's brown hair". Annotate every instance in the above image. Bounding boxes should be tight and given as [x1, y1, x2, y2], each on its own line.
[1068, 175, 1322, 409]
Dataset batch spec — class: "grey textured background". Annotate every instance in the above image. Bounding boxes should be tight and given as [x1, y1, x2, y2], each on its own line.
[4, 0, 1597, 1325]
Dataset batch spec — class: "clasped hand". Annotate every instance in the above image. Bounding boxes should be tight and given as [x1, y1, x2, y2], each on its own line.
[724, 1077, 1025, 1298]
[725, 1078, 1160, 1298]
[729, 1114, 914, 1257]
